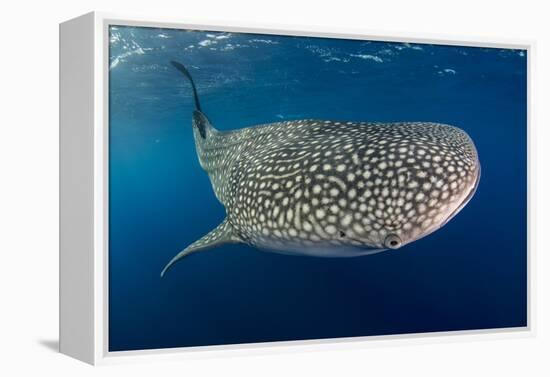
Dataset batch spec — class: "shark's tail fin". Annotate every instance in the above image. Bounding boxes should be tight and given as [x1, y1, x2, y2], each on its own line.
[170, 60, 218, 139]
[170, 60, 201, 111]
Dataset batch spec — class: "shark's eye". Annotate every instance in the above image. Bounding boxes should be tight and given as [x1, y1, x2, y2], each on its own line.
[339, 230, 346, 238]
[384, 234, 402, 249]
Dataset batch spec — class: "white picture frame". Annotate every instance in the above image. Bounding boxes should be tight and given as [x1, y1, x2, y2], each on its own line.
[59, 11, 534, 365]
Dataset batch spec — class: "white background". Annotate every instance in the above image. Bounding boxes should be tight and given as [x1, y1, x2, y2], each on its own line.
[0, 0, 548, 375]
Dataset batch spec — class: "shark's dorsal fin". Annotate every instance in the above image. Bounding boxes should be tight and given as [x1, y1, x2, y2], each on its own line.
[160, 218, 240, 277]
[192, 109, 218, 139]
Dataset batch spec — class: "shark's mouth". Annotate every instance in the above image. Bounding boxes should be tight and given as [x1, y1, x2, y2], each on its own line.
[400, 163, 481, 249]
[441, 164, 481, 228]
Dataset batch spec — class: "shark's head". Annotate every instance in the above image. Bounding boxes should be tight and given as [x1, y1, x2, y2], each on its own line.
[313, 122, 481, 254]
[234, 121, 480, 257]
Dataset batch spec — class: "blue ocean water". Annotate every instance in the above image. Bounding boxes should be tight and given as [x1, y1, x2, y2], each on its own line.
[108, 25, 527, 352]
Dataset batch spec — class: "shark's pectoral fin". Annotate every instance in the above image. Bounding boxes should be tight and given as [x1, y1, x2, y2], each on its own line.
[160, 219, 240, 277]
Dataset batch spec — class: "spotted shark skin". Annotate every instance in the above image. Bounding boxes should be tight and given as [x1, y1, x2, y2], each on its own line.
[161, 61, 480, 276]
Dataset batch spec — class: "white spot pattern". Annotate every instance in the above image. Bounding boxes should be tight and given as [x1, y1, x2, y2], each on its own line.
[192, 116, 480, 256]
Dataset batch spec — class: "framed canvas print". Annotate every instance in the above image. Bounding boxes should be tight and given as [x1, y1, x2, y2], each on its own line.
[59, 12, 532, 365]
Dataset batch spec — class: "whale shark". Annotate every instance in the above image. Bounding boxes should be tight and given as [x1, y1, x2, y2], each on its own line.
[161, 61, 481, 277]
